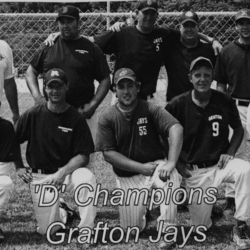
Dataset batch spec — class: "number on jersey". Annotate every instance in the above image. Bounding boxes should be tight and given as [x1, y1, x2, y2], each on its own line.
[139, 126, 147, 136]
[212, 122, 219, 136]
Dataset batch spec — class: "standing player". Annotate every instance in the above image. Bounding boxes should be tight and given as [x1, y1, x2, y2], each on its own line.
[45, 0, 221, 102]
[0, 102, 18, 241]
[163, 11, 217, 102]
[166, 57, 250, 249]
[15, 69, 96, 237]
[95, 68, 183, 247]
[0, 40, 19, 123]
[25, 5, 110, 141]
[214, 9, 250, 213]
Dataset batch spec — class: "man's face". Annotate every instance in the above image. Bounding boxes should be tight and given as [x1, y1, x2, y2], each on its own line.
[45, 81, 67, 104]
[116, 79, 139, 107]
[189, 66, 213, 93]
[180, 21, 199, 41]
[137, 9, 158, 33]
[58, 17, 79, 40]
[236, 18, 250, 39]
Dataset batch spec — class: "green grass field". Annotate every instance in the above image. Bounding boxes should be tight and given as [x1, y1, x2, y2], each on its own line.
[0, 88, 249, 250]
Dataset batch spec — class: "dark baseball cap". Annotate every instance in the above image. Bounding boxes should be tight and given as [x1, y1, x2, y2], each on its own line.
[114, 68, 137, 85]
[190, 57, 213, 72]
[57, 5, 79, 21]
[235, 9, 250, 22]
[180, 11, 199, 25]
[44, 68, 68, 86]
[136, 0, 159, 12]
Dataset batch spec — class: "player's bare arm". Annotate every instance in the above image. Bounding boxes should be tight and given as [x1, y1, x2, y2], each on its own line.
[45, 154, 89, 191]
[26, 65, 46, 105]
[198, 33, 222, 55]
[216, 82, 227, 94]
[4, 77, 19, 123]
[217, 126, 244, 169]
[159, 123, 183, 182]
[103, 150, 158, 176]
[79, 76, 111, 119]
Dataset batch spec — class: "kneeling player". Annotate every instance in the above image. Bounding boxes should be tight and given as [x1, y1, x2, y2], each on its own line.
[166, 57, 250, 249]
[96, 68, 183, 246]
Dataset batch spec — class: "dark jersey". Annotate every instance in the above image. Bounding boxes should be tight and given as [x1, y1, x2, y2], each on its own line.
[96, 100, 179, 177]
[163, 40, 216, 101]
[15, 103, 94, 173]
[214, 41, 250, 100]
[0, 118, 18, 162]
[166, 90, 242, 165]
[30, 36, 110, 108]
[94, 26, 180, 99]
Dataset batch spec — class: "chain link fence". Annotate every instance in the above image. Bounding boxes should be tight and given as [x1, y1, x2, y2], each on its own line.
[0, 11, 238, 76]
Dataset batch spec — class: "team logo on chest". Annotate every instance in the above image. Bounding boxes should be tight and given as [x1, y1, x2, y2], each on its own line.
[208, 115, 222, 121]
[153, 37, 163, 52]
[137, 117, 148, 136]
[75, 50, 89, 54]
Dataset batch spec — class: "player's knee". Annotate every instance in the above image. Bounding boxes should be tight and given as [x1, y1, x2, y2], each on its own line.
[72, 168, 96, 186]
[0, 176, 14, 192]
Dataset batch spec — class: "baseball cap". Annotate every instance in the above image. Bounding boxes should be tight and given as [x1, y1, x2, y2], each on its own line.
[189, 57, 213, 72]
[114, 68, 137, 85]
[136, 0, 159, 12]
[44, 68, 68, 87]
[56, 5, 79, 21]
[180, 11, 199, 25]
[235, 9, 250, 22]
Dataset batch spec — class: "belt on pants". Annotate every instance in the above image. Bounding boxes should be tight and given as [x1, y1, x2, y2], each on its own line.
[233, 98, 250, 107]
[187, 159, 219, 169]
[32, 169, 56, 174]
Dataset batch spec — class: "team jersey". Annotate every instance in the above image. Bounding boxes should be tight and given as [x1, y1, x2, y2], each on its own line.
[15, 103, 94, 173]
[96, 100, 179, 177]
[214, 41, 250, 100]
[0, 40, 15, 103]
[30, 36, 110, 108]
[163, 40, 216, 101]
[0, 118, 18, 162]
[94, 26, 180, 99]
[166, 89, 242, 165]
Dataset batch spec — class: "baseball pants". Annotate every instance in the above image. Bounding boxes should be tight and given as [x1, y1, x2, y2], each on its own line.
[0, 162, 14, 220]
[115, 160, 181, 232]
[226, 105, 248, 198]
[30, 167, 96, 235]
[181, 158, 250, 228]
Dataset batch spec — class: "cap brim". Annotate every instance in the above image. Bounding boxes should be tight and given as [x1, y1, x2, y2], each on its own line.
[116, 76, 136, 85]
[57, 15, 77, 21]
[236, 16, 250, 22]
[190, 59, 213, 72]
[45, 79, 66, 86]
[140, 7, 158, 12]
[181, 19, 198, 25]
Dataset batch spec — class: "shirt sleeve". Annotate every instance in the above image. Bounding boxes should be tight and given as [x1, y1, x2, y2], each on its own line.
[148, 103, 180, 138]
[213, 50, 227, 85]
[228, 97, 242, 129]
[161, 27, 180, 45]
[2, 41, 14, 79]
[95, 109, 117, 152]
[93, 44, 111, 82]
[94, 30, 118, 54]
[73, 117, 94, 156]
[30, 44, 47, 74]
[15, 110, 31, 144]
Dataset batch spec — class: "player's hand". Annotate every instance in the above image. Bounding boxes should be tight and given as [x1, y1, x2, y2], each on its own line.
[109, 22, 125, 32]
[142, 162, 158, 176]
[158, 161, 176, 182]
[176, 162, 192, 178]
[44, 32, 60, 47]
[212, 40, 223, 56]
[78, 102, 96, 119]
[17, 167, 33, 183]
[217, 154, 234, 169]
[34, 95, 46, 106]
[45, 170, 66, 192]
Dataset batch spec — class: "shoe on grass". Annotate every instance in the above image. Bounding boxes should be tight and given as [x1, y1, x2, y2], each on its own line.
[232, 224, 250, 249]
[59, 200, 80, 225]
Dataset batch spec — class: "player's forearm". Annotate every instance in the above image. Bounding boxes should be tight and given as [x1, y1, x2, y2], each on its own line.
[58, 154, 89, 178]
[103, 150, 145, 174]
[198, 33, 214, 43]
[14, 146, 25, 170]
[167, 123, 183, 165]
[216, 82, 227, 93]
[25, 65, 43, 101]
[4, 77, 19, 118]
[90, 76, 111, 109]
[227, 126, 244, 156]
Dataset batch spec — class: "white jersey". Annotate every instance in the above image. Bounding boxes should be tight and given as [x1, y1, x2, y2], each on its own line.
[0, 40, 15, 103]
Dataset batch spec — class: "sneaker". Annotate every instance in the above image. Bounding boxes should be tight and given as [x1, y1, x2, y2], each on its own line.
[223, 198, 236, 219]
[232, 224, 250, 249]
[0, 228, 4, 242]
[211, 204, 223, 219]
[59, 200, 80, 225]
[158, 240, 176, 249]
